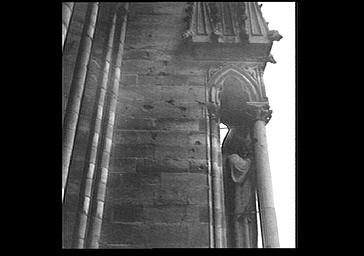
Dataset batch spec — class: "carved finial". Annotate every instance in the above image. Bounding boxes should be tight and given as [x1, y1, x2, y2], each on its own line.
[246, 102, 273, 124]
[268, 30, 283, 41]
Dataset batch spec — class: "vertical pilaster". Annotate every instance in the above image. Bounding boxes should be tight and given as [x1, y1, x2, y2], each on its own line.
[209, 108, 227, 248]
[72, 6, 118, 248]
[62, 2, 75, 52]
[205, 100, 215, 248]
[62, 3, 99, 203]
[86, 3, 129, 248]
[247, 102, 279, 248]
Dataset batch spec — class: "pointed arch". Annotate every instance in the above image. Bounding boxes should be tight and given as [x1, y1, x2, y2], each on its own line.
[207, 64, 261, 104]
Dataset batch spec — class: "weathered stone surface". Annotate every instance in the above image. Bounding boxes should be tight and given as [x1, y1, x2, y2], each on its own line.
[111, 203, 144, 222]
[63, 1, 279, 249]
[115, 117, 204, 131]
[118, 85, 205, 102]
[101, 220, 209, 248]
[135, 73, 205, 87]
[109, 158, 137, 173]
[113, 130, 206, 146]
[62, 2, 268, 248]
[116, 100, 205, 119]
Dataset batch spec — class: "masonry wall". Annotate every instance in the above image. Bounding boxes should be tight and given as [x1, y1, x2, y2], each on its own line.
[63, 2, 211, 248]
[101, 2, 210, 248]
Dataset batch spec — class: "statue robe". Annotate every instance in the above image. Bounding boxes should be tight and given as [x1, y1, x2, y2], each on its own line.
[223, 128, 258, 248]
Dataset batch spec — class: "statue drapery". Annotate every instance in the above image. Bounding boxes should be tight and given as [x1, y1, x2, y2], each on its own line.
[222, 126, 258, 248]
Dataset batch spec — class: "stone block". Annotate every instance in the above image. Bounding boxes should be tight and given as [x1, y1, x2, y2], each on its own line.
[118, 85, 205, 103]
[120, 73, 138, 87]
[116, 100, 205, 120]
[107, 184, 160, 206]
[160, 172, 207, 189]
[115, 116, 204, 132]
[143, 205, 204, 224]
[188, 223, 209, 247]
[109, 157, 137, 173]
[189, 159, 208, 174]
[103, 222, 146, 245]
[155, 175, 209, 205]
[145, 223, 189, 246]
[125, 172, 161, 187]
[125, 32, 182, 51]
[154, 145, 206, 160]
[103, 222, 201, 248]
[136, 157, 189, 175]
[121, 59, 175, 76]
[113, 130, 206, 147]
[115, 117, 155, 130]
[112, 144, 155, 158]
[107, 173, 161, 205]
[198, 206, 209, 223]
[136, 73, 205, 87]
[111, 203, 144, 223]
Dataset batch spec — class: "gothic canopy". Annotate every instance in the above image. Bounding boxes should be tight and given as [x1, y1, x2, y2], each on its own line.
[183, 2, 282, 44]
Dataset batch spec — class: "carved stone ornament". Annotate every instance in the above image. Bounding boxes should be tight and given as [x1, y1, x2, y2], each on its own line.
[267, 30, 283, 41]
[182, 2, 249, 43]
[208, 62, 264, 83]
[245, 102, 272, 124]
[182, 2, 194, 38]
[266, 54, 276, 64]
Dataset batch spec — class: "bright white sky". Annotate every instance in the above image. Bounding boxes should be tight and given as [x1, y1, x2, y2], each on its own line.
[261, 2, 295, 248]
[219, 2, 295, 248]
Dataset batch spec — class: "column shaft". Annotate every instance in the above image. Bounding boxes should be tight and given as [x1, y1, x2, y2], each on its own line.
[205, 107, 215, 248]
[86, 3, 129, 248]
[210, 117, 227, 248]
[62, 2, 99, 203]
[62, 2, 75, 51]
[253, 120, 279, 248]
[72, 7, 118, 248]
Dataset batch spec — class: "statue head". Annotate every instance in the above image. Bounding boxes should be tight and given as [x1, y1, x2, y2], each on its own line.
[222, 125, 252, 158]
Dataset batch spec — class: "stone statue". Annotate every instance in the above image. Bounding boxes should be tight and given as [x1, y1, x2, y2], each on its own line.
[222, 126, 257, 248]
[228, 154, 251, 183]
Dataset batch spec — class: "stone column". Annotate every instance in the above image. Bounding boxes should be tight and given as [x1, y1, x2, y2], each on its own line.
[62, 3, 99, 203]
[87, 3, 129, 248]
[62, 2, 74, 52]
[208, 103, 227, 248]
[72, 5, 118, 248]
[247, 102, 279, 248]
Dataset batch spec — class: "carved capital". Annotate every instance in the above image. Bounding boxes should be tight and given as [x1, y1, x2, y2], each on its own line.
[246, 102, 272, 124]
